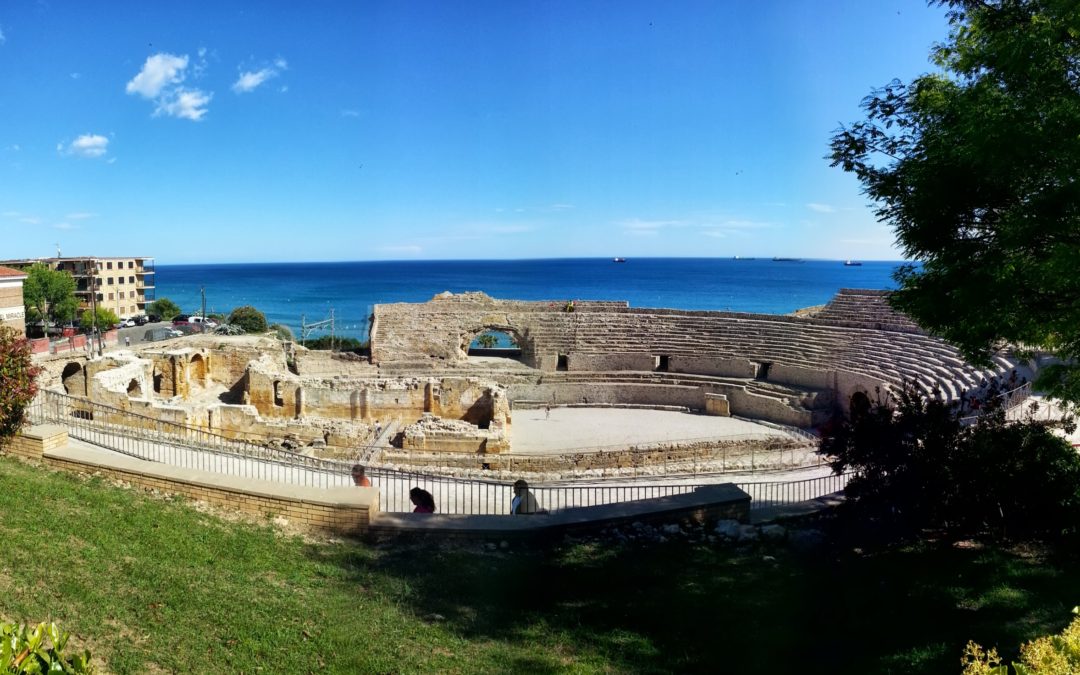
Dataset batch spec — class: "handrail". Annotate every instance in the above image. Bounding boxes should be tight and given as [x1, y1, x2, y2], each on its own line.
[27, 389, 849, 515]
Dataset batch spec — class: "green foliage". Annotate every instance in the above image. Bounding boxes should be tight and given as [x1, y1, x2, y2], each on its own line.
[822, 381, 1080, 540]
[268, 323, 294, 341]
[963, 606, 1080, 675]
[475, 333, 498, 349]
[147, 298, 181, 320]
[0, 327, 39, 441]
[212, 323, 245, 336]
[830, 0, 1080, 402]
[22, 263, 78, 331]
[79, 307, 118, 331]
[226, 305, 268, 334]
[0, 621, 94, 673]
[300, 335, 367, 351]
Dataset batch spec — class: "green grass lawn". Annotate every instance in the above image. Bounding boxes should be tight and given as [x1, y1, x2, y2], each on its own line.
[0, 454, 1077, 673]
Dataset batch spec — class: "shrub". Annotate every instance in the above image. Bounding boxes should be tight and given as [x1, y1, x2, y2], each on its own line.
[227, 305, 268, 334]
[300, 335, 367, 351]
[213, 323, 245, 336]
[268, 323, 294, 341]
[147, 298, 181, 320]
[0, 621, 95, 673]
[962, 607, 1080, 674]
[821, 381, 1080, 540]
[0, 326, 40, 441]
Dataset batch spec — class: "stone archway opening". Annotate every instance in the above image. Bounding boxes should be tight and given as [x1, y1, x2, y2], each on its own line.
[61, 362, 85, 396]
[190, 353, 207, 387]
[127, 379, 142, 398]
[466, 328, 523, 361]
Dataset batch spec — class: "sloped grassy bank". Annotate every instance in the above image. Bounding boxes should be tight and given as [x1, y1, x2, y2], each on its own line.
[0, 454, 1076, 673]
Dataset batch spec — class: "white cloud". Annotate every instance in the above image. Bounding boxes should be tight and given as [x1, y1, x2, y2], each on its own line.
[19, 216, 41, 225]
[0, 25, 5, 45]
[155, 88, 212, 121]
[127, 52, 211, 120]
[548, 203, 575, 211]
[126, 53, 189, 98]
[65, 212, 96, 220]
[806, 202, 837, 213]
[53, 222, 77, 230]
[0, 211, 19, 218]
[70, 72, 80, 79]
[61, 134, 109, 158]
[232, 58, 288, 94]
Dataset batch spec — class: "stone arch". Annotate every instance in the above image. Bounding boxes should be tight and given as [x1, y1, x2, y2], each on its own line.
[61, 362, 86, 396]
[127, 378, 142, 398]
[849, 391, 872, 419]
[462, 325, 529, 363]
[190, 353, 207, 386]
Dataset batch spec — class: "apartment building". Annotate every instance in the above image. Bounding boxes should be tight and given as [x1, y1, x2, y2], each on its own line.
[0, 266, 28, 334]
[0, 256, 155, 320]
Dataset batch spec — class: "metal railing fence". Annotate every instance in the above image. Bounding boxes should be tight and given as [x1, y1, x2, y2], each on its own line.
[25, 390, 850, 515]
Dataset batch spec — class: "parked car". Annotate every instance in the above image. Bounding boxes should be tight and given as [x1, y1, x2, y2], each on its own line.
[119, 318, 137, 328]
[146, 314, 161, 323]
[133, 315, 150, 326]
[173, 315, 217, 330]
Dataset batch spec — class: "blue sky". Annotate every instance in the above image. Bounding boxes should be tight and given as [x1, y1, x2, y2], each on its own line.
[1, 1, 948, 264]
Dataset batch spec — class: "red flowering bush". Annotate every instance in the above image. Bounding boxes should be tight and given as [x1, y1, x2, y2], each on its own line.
[0, 326, 40, 440]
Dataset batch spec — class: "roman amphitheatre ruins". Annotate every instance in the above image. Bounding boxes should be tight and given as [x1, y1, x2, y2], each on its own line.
[31, 288, 1026, 495]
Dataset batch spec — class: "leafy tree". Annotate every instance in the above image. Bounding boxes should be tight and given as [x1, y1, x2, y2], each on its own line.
[148, 298, 181, 320]
[0, 326, 40, 440]
[475, 333, 499, 349]
[227, 305, 268, 334]
[822, 381, 1080, 540]
[830, 0, 1080, 402]
[22, 263, 78, 332]
[80, 307, 119, 331]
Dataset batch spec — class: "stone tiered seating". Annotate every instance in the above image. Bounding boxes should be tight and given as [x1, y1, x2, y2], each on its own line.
[372, 290, 1020, 411]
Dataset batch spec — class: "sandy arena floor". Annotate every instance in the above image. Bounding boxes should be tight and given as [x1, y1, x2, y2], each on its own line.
[509, 407, 788, 454]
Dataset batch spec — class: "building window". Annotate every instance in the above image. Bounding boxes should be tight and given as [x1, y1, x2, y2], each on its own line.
[107, 277, 113, 284]
[108, 293, 114, 300]
[107, 262, 112, 269]
[119, 277, 125, 284]
[128, 261, 134, 269]
[96, 293, 103, 302]
[128, 276, 135, 283]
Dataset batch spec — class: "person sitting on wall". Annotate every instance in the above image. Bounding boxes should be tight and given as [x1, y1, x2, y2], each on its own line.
[510, 479, 544, 515]
[351, 464, 371, 487]
[410, 487, 436, 514]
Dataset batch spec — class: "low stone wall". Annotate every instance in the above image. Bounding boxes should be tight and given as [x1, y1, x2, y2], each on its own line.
[367, 484, 751, 540]
[3, 425, 378, 535]
[382, 436, 805, 473]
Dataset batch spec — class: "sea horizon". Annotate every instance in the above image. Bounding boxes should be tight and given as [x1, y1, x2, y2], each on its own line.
[149, 258, 907, 342]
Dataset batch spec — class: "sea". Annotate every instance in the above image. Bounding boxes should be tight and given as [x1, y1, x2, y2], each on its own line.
[153, 258, 905, 341]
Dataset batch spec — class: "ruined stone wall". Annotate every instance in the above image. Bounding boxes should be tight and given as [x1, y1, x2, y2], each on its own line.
[568, 352, 657, 372]
[669, 356, 757, 378]
[371, 291, 1016, 408]
[508, 382, 707, 409]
